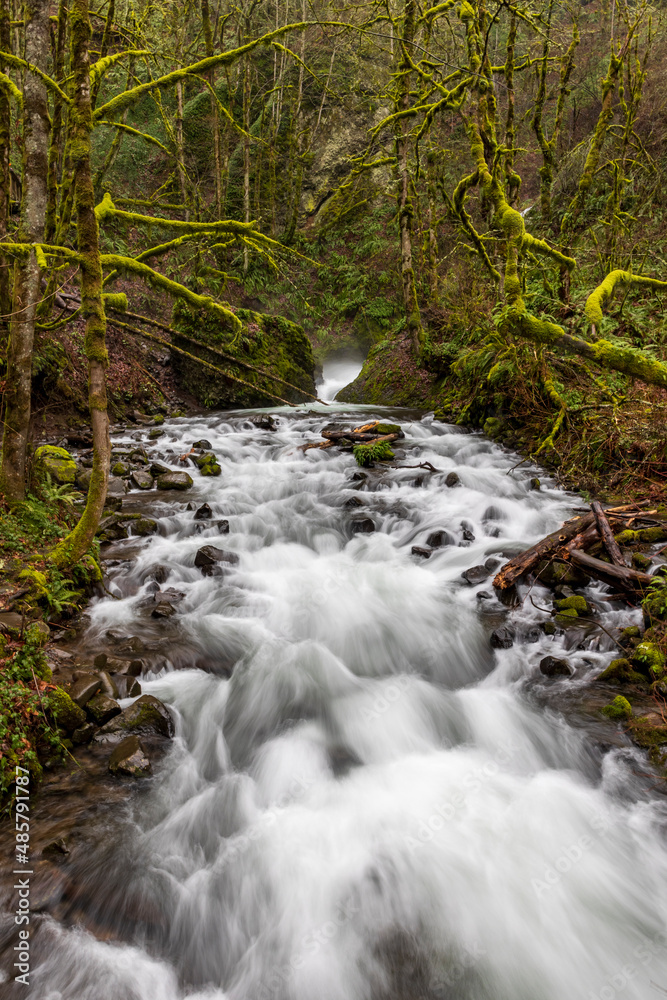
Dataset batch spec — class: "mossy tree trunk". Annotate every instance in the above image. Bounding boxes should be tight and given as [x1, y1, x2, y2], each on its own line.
[52, 0, 110, 567]
[0, 0, 12, 318]
[395, 0, 423, 353]
[0, 0, 50, 503]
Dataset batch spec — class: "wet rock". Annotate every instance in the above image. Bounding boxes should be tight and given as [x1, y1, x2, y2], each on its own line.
[130, 470, 153, 490]
[412, 546, 431, 558]
[97, 694, 174, 740]
[461, 565, 489, 585]
[194, 502, 213, 520]
[76, 468, 93, 492]
[133, 517, 158, 536]
[350, 518, 375, 534]
[426, 530, 452, 549]
[490, 626, 515, 649]
[349, 471, 367, 483]
[86, 693, 122, 725]
[529, 478, 541, 490]
[68, 674, 102, 708]
[94, 653, 142, 676]
[157, 471, 193, 490]
[555, 595, 592, 615]
[152, 601, 176, 619]
[520, 626, 542, 644]
[107, 476, 129, 495]
[145, 581, 160, 594]
[132, 411, 153, 425]
[476, 591, 492, 601]
[0, 611, 26, 635]
[34, 445, 77, 485]
[148, 428, 164, 440]
[97, 670, 119, 699]
[111, 674, 141, 698]
[192, 438, 212, 450]
[632, 552, 652, 571]
[112, 460, 130, 477]
[42, 838, 70, 859]
[601, 695, 633, 720]
[71, 722, 96, 745]
[344, 496, 364, 508]
[461, 523, 475, 542]
[597, 658, 645, 685]
[152, 565, 170, 584]
[49, 688, 87, 731]
[539, 656, 571, 677]
[412, 476, 425, 487]
[445, 472, 460, 488]
[194, 545, 240, 572]
[150, 460, 171, 476]
[109, 735, 152, 777]
[217, 520, 230, 534]
[250, 415, 277, 431]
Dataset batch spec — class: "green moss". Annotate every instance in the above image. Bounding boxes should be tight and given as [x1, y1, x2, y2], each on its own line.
[171, 302, 315, 409]
[353, 441, 395, 466]
[601, 695, 633, 720]
[375, 423, 401, 435]
[47, 687, 86, 732]
[555, 607, 579, 621]
[597, 658, 646, 685]
[33, 445, 77, 486]
[633, 642, 666, 679]
[200, 462, 222, 476]
[555, 595, 590, 614]
[483, 417, 505, 439]
[614, 529, 639, 545]
[632, 552, 652, 571]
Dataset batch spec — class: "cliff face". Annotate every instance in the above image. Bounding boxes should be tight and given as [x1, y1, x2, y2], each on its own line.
[171, 303, 316, 409]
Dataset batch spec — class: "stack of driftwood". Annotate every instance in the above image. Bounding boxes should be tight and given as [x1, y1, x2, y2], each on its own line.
[298, 419, 403, 453]
[493, 502, 664, 598]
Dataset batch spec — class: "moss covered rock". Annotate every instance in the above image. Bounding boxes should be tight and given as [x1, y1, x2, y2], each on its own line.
[633, 641, 666, 679]
[33, 445, 76, 485]
[597, 658, 646, 685]
[172, 303, 315, 409]
[48, 688, 86, 733]
[601, 695, 633, 720]
[555, 595, 591, 615]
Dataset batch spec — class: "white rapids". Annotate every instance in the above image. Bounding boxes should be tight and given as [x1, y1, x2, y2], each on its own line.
[22, 407, 667, 1000]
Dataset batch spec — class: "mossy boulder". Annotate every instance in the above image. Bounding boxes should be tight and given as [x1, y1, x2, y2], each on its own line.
[172, 302, 315, 409]
[33, 445, 76, 485]
[483, 417, 505, 440]
[597, 658, 646, 686]
[96, 694, 174, 740]
[47, 688, 86, 733]
[194, 452, 222, 476]
[633, 641, 666, 679]
[601, 695, 633, 720]
[555, 595, 591, 615]
[632, 552, 652, 571]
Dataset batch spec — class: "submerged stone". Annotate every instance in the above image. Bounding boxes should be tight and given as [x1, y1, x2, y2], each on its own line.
[108, 735, 152, 777]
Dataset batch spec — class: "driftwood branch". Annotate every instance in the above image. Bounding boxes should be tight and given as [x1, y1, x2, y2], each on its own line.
[567, 549, 651, 590]
[591, 501, 626, 567]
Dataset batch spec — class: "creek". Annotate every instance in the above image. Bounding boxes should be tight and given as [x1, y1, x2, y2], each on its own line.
[6, 406, 667, 1000]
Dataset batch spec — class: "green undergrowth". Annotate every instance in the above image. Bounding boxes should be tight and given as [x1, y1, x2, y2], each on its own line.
[0, 484, 103, 809]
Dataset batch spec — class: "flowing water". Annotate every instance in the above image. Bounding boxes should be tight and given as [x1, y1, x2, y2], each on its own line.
[317, 355, 365, 401]
[6, 407, 667, 1000]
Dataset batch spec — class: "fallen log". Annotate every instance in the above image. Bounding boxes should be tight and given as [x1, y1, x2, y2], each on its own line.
[568, 548, 652, 590]
[591, 501, 626, 567]
[299, 432, 399, 453]
[493, 513, 596, 590]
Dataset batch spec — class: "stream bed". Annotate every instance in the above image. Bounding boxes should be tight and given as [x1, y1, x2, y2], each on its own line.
[2, 405, 667, 1000]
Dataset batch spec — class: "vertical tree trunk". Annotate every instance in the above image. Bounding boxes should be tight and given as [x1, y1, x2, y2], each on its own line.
[0, 0, 12, 318]
[0, 0, 50, 502]
[53, 0, 110, 567]
[175, 78, 189, 219]
[202, 0, 222, 217]
[45, 0, 67, 243]
[395, 0, 423, 352]
[242, 49, 251, 272]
